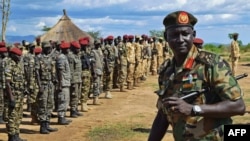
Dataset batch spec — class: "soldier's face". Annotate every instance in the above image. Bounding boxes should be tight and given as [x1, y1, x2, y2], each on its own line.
[165, 26, 194, 56]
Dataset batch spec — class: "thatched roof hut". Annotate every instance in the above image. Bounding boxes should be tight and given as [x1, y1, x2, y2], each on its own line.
[40, 9, 93, 43]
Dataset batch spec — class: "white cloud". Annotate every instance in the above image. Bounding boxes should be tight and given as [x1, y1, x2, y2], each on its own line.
[60, 0, 129, 8]
[7, 25, 16, 32]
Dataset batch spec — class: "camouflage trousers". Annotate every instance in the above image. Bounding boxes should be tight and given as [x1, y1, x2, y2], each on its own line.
[117, 64, 127, 87]
[112, 61, 119, 87]
[70, 83, 81, 110]
[142, 59, 148, 78]
[127, 63, 135, 83]
[134, 60, 142, 79]
[92, 75, 102, 97]
[6, 91, 24, 135]
[37, 82, 54, 122]
[0, 89, 4, 116]
[146, 58, 151, 76]
[231, 57, 239, 76]
[103, 67, 114, 91]
[30, 84, 39, 117]
[57, 87, 70, 117]
[151, 55, 157, 73]
[157, 56, 163, 70]
[80, 70, 91, 103]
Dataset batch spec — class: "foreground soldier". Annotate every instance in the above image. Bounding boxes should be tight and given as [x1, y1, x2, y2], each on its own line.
[56, 42, 72, 125]
[148, 11, 246, 141]
[5, 47, 26, 141]
[35, 42, 58, 134]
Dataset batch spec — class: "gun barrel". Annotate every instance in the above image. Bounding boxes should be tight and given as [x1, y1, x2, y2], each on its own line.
[235, 73, 248, 80]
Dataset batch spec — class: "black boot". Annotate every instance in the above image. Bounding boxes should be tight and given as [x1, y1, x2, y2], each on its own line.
[76, 109, 83, 116]
[70, 109, 78, 118]
[58, 117, 71, 125]
[46, 121, 58, 132]
[40, 121, 50, 134]
[8, 134, 15, 141]
[15, 133, 27, 141]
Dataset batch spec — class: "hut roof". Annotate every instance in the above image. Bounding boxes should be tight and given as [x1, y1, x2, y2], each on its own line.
[40, 9, 93, 43]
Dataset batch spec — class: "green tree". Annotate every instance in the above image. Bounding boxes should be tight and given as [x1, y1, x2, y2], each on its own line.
[41, 26, 51, 32]
[149, 30, 164, 38]
[87, 30, 102, 39]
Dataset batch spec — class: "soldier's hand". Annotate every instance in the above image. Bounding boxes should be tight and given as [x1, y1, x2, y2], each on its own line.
[9, 100, 16, 109]
[162, 97, 193, 116]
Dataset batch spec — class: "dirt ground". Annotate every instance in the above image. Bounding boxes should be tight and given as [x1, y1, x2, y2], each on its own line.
[0, 62, 250, 141]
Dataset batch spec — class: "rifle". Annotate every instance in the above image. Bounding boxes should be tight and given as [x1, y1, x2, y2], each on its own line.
[103, 54, 111, 74]
[180, 73, 248, 103]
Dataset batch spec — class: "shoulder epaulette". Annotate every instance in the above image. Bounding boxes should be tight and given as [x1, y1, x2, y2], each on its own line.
[157, 58, 171, 75]
[195, 50, 218, 67]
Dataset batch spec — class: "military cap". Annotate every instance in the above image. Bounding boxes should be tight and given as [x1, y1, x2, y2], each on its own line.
[135, 35, 141, 39]
[107, 35, 114, 40]
[0, 42, 6, 47]
[94, 39, 101, 45]
[0, 47, 7, 52]
[128, 35, 134, 39]
[60, 42, 70, 49]
[34, 47, 42, 54]
[193, 38, 203, 44]
[79, 39, 89, 45]
[41, 41, 52, 48]
[158, 37, 164, 41]
[71, 41, 81, 49]
[123, 34, 128, 39]
[163, 10, 197, 30]
[10, 47, 22, 56]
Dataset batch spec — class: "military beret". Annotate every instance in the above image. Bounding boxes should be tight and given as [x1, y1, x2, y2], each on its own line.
[193, 38, 203, 44]
[123, 35, 128, 39]
[0, 42, 6, 47]
[163, 11, 197, 30]
[128, 35, 134, 39]
[34, 47, 42, 54]
[10, 47, 22, 56]
[107, 35, 114, 40]
[60, 42, 70, 49]
[83, 37, 90, 42]
[41, 41, 52, 48]
[71, 41, 81, 49]
[135, 35, 141, 39]
[0, 47, 7, 52]
[79, 39, 89, 45]
[100, 38, 104, 42]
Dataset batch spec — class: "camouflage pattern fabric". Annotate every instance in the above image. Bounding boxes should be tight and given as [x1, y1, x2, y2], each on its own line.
[158, 45, 242, 141]
[230, 40, 240, 76]
[117, 41, 127, 86]
[5, 59, 25, 135]
[126, 42, 135, 83]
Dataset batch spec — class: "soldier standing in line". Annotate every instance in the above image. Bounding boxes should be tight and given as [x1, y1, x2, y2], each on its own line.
[67, 41, 84, 116]
[146, 37, 153, 77]
[5, 47, 26, 141]
[102, 35, 115, 98]
[79, 38, 92, 111]
[56, 42, 72, 125]
[126, 35, 136, 90]
[90, 39, 104, 105]
[133, 35, 143, 87]
[112, 37, 120, 89]
[230, 33, 240, 76]
[150, 37, 159, 75]
[117, 35, 128, 92]
[35, 41, 58, 134]
[156, 37, 164, 69]
[141, 35, 149, 81]
[22, 43, 40, 125]
[0, 44, 9, 124]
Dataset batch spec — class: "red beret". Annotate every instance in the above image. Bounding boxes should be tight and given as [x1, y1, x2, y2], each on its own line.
[128, 35, 134, 39]
[83, 37, 90, 41]
[193, 38, 204, 44]
[107, 35, 114, 40]
[71, 41, 80, 49]
[60, 42, 70, 49]
[13, 42, 21, 47]
[34, 47, 42, 54]
[79, 39, 89, 45]
[123, 34, 128, 39]
[0, 42, 6, 47]
[10, 47, 22, 56]
[0, 47, 7, 52]
[100, 38, 104, 42]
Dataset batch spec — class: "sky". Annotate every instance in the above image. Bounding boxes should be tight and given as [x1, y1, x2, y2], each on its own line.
[5, 0, 250, 44]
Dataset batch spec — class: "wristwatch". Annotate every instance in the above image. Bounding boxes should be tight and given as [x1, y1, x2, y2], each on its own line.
[192, 105, 202, 116]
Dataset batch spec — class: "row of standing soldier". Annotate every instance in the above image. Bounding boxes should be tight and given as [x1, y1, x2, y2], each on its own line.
[0, 34, 171, 141]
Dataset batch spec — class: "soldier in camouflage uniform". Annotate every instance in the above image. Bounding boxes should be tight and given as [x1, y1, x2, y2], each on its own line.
[56, 42, 72, 125]
[22, 43, 40, 125]
[0, 45, 9, 124]
[90, 39, 104, 105]
[229, 33, 240, 76]
[79, 38, 92, 111]
[5, 47, 26, 141]
[68, 41, 84, 116]
[102, 35, 115, 98]
[148, 11, 246, 141]
[126, 35, 136, 90]
[117, 35, 128, 92]
[133, 35, 143, 87]
[35, 42, 58, 134]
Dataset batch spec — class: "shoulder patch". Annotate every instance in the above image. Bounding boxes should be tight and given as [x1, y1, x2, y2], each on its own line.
[195, 50, 218, 67]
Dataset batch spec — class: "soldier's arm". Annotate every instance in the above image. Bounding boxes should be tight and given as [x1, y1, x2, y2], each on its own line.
[4, 64, 15, 107]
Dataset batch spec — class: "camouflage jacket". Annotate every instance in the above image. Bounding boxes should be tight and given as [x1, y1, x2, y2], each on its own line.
[157, 45, 243, 141]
